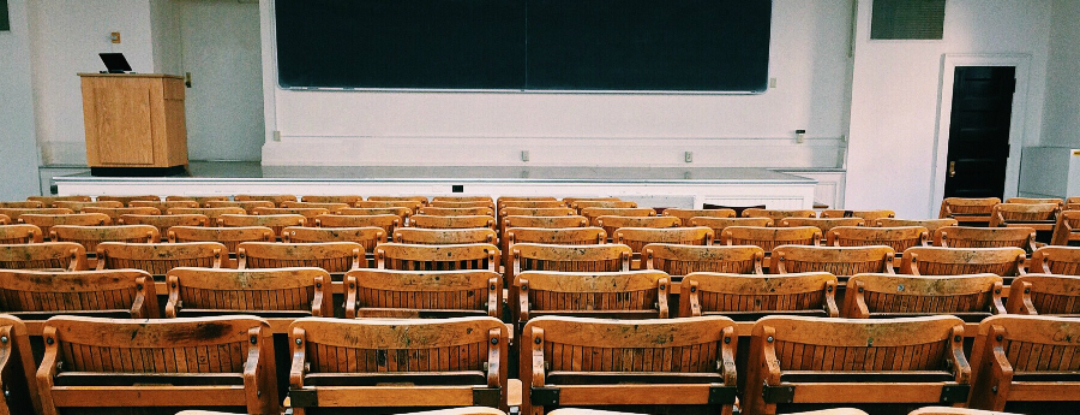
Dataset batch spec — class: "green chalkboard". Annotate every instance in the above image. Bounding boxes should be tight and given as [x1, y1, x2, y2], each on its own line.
[0, 0, 10, 32]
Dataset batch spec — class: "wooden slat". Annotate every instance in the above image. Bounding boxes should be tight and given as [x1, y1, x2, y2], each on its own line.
[555, 384, 714, 405]
[306, 386, 480, 407]
[51, 386, 247, 407]
[788, 382, 950, 403]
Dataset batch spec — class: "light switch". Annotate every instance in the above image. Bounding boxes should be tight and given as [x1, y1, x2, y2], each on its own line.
[110, 32, 121, 44]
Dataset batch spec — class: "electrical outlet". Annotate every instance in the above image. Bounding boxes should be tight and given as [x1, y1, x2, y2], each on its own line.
[272, 131, 282, 142]
[769, 78, 777, 88]
[795, 130, 806, 144]
[521, 150, 530, 162]
[110, 32, 121, 44]
[684, 151, 693, 163]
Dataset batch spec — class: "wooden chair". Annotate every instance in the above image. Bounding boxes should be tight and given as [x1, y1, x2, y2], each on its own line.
[580, 207, 654, 225]
[96, 195, 160, 206]
[595, 216, 680, 240]
[988, 203, 1060, 232]
[167, 207, 247, 226]
[511, 243, 631, 276]
[49, 224, 160, 254]
[354, 200, 424, 213]
[317, 214, 402, 237]
[220, 214, 305, 238]
[129, 200, 200, 211]
[431, 201, 496, 210]
[433, 196, 493, 203]
[0, 214, 7, 225]
[562, 197, 621, 204]
[26, 195, 92, 206]
[901, 247, 1026, 283]
[377, 243, 499, 272]
[514, 271, 671, 330]
[771, 245, 895, 280]
[0, 208, 74, 223]
[165, 195, 229, 205]
[614, 227, 714, 269]
[300, 195, 363, 204]
[690, 217, 773, 234]
[876, 218, 959, 233]
[679, 271, 838, 320]
[234, 194, 297, 206]
[1028, 245, 1080, 275]
[411, 215, 495, 229]
[53, 200, 123, 212]
[0, 242, 87, 271]
[908, 408, 1021, 415]
[337, 206, 411, 219]
[168, 226, 274, 267]
[1004, 197, 1063, 206]
[498, 200, 566, 210]
[238, 242, 363, 274]
[284, 226, 385, 253]
[506, 227, 605, 245]
[743, 316, 970, 415]
[253, 207, 329, 227]
[499, 196, 560, 204]
[207, 200, 276, 214]
[394, 227, 497, 245]
[37, 316, 278, 415]
[0, 201, 43, 208]
[844, 273, 1004, 321]
[19, 213, 111, 239]
[502, 215, 586, 230]
[820, 209, 896, 221]
[81, 206, 161, 222]
[0, 314, 40, 414]
[742, 208, 816, 220]
[1008, 273, 1080, 316]
[571, 200, 637, 211]
[96, 242, 225, 275]
[939, 197, 1000, 225]
[720, 226, 821, 254]
[118, 213, 209, 234]
[780, 218, 865, 237]
[281, 201, 351, 212]
[500, 207, 576, 218]
[165, 267, 333, 319]
[345, 269, 502, 318]
[645, 244, 765, 276]
[0, 269, 159, 320]
[288, 317, 508, 414]
[828, 226, 930, 252]
[419, 206, 495, 217]
[1050, 209, 1080, 245]
[367, 195, 429, 205]
[521, 316, 738, 415]
[969, 315, 1080, 411]
[934, 226, 1036, 252]
[0, 224, 43, 244]
[662, 208, 736, 225]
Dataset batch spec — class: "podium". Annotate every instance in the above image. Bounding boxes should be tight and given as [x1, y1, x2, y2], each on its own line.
[79, 73, 188, 176]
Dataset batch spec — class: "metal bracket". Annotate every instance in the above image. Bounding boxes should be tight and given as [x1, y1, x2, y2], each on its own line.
[708, 385, 739, 405]
[288, 389, 318, 408]
[762, 384, 796, 403]
[473, 387, 501, 407]
[530, 386, 560, 406]
[940, 384, 970, 404]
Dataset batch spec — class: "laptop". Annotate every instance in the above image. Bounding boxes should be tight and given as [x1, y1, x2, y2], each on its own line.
[99, 53, 132, 74]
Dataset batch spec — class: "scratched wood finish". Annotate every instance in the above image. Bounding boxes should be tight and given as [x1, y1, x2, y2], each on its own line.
[500, 208, 577, 219]
[780, 218, 865, 236]
[119, 213, 208, 235]
[498, 201, 567, 211]
[81, 206, 161, 222]
[411, 215, 495, 230]
[520, 316, 737, 415]
[0, 243, 87, 271]
[1050, 210, 1080, 246]
[742, 208, 816, 220]
[19, 213, 111, 238]
[0, 208, 74, 222]
[644, 243, 764, 276]
[0, 225, 43, 244]
[0, 214, 8, 225]
[367, 195, 429, 206]
[503, 216, 588, 231]
[0, 314, 42, 415]
[281, 201, 352, 212]
[37, 315, 278, 415]
[0, 201, 43, 209]
[820, 210, 896, 221]
[27, 195, 92, 207]
[876, 218, 960, 233]
[353, 200, 425, 214]
[378, 243, 499, 272]
[989, 203, 1060, 230]
[690, 217, 773, 234]
[679, 272, 838, 318]
[573, 201, 638, 212]
[1029, 246, 1080, 275]
[744, 315, 969, 415]
[500, 196, 560, 204]
[721, 226, 821, 254]
[1006, 197, 1064, 206]
[420, 207, 495, 217]
[0, 269, 158, 318]
[167, 207, 247, 226]
[1006, 274, 1080, 315]
[512, 243, 631, 275]
[234, 194, 297, 206]
[580, 208, 654, 226]
[507, 227, 606, 245]
[935, 226, 1037, 252]
[285, 226, 386, 252]
[772, 245, 895, 277]
[939, 197, 1000, 225]
[394, 228, 497, 245]
[614, 227, 713, 258]
[317, 214, 401, 237]
[514, 270, 671, 326]
[430, 201, 497, 210]
[433, 196, 494, 203]
[52, 201, 123, 213]
[165, 195, 230, 205]
[253, 207, 330, 227]
[238, 242, 363, 273]
[169, 226, 274, 258]
[844, 273, 1004, 319]
[969, 315, 1080, 410]
[207, 200, 277, 214]
[166, 267, 332, 317]
[900, 247, 1026, 277]
[299, 195, 363, 204]
[828, 226, 929, 252]
[344, 269, 502, 318]
[597, 216, 681, 241]
[96, 242, 224, 274]
[562, 197, 621, 204]
[129, 200, 200, 211]
[96, 195, 160, 206]
[49, 225, 160, 253]
[661, 208, 736, 226]
[220, 214, 305, 237]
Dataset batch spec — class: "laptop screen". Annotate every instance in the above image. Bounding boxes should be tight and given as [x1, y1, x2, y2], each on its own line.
[99, 53, 132, 73]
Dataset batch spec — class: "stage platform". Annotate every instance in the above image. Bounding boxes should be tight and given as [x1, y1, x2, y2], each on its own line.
[54, 161, 819, 209]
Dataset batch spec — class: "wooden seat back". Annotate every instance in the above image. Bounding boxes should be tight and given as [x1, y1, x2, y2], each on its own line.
[50, 224, 160, 253]
[679, 272, 838, 319]
[644, 244, 764, 276]
[721, 226, 821, 254]
[288, 317, 508, 413]
[844, 273, 1004, 320]
[394, 227, 497, 245]
[411, 214, 495, 229]
[1050, 210, 1080, 245]
[166, 267, 333, 318]
[96, 195, 160, 206]
[514, 270, 671, 327]
[377, 243, 499, 272]
[280, 201, 352, 212]
[521, 316, 738, 415]
[432, 196, 494, 203]
[614, 227, 713, 268]
[0, 242, 86, 271]
[661, 208, 736, 225]
[780, 218, 865, 235]
[53, 200, 123, 212]
[81, 206, 161, 221]
[502, 215, 587, 230]
[0, 269, 159, 319]
[989, 203, 1060, 229]
[119, 213, 209, 234]
[0, 201, 43, 209]
[429, 201, 496, 210]
[238, 242, 363, 273]
[0, 224, 43, 244]
[0, 315, 40, 415]
[207, 200, 277, 214]
[300, 195, 363, 204]
[771, 245, 895, 277]
[876, 218, 959, 233]
[1005, 197, 1064, 206]
[498, 200, 567, 210]
[367, 195, 429, 205]
[336, 207, 411, 220]
[499, 195, 560, 204]
[1006, 274, 1080, 315]
[689, 216, 773, 234]
[27, 195, 92, 207]
[316, 213, 401, 237]
[234, 194, 297, 206]
[562, 197, 621, 204]
[252, 207, 328, 227]
[97, 242, 225, 275]
[0, 208, 74, 223]
[507, 227, 605, 245]
[572, 200, 637, 211]
[820, 209, 896, 221]
[129, 200, 200, 211]
[18, 214, 112, 239]
[969, 315, 1080, 410]
[741, 208, 817, 220]
[500, 207, 577, 218]
[1029, 245, 1080, 275]
[344, 269, 502, 318]
[580, 207, 654, 225]
[167, 207, 247, 225]
[168, 226, 274, 260]
[596, 216, 680, 240]
[164, 195, 229, 205]
[939, 197, 1000, 225]
[37, 316, 277, 415]
[900, 247, 1026, 278]
[935, 226, 1036, 252]
[512, 243, 631, 275]
[284, 226, 385, 253]
[418, 206, 495, 217]
[220, 214, 305, 238]
[353, 200, 424, 213]
[827, 226, 929, 252]
[744, 316, 969, 415]
[0, 214, 8, 225]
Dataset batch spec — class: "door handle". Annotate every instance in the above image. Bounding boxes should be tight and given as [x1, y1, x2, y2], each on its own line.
[948, 161, 956, 178]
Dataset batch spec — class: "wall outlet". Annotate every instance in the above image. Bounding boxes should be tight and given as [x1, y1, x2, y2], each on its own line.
[272, 131, 282, 142]
[110, 31, 121, 44]
[795, 130, 806, 143]
[521, 150, 530, 162]
[684, 151, 693, 163]
[769, 78, 778, 88]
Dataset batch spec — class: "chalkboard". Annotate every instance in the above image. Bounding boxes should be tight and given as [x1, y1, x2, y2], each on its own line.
[0, 0, 10, 32]
[275, 0, 772, 93]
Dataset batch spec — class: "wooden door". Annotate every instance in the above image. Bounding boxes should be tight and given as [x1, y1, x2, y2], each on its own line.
[944, 66, 1016, 198]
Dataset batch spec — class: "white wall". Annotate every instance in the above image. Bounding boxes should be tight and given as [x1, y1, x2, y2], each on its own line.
[1041, 0, 1080, 148]
[260, 0, 855, 167]
[29, 0, 155, 165]
[0, 0, 42, 199]
[845, 0, 1052, 219]
[150, 0, 182, 75]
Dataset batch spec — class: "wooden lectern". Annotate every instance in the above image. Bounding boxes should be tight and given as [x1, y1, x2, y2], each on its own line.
[79, 73, 188, 176]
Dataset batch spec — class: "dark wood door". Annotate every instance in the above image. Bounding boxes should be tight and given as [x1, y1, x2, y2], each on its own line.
[944, 66, 1016, 198]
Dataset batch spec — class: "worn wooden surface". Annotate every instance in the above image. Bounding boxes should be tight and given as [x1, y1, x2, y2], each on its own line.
[238, 242, 363, 273]
[772, 245, 895, 278]
[781, 218, 865, 236]
[514, 270, 671, 326]
[645, 243, 765, 276]
[27, 196, 92, 207]
[167, 207, 247, 225]
[0, 209, 74, 223]
[935, 226, 1037, 252]
[500, 208, 577, 219]
[97, 242, 225, 274]
[680, 271, 837, 319]
[507, 227, 606, 245]
[663, 208, 737, 225]
[97, 195, 161, 206]
[722, 226, 821, 254]
[1006, 274, 1080, 315]
[0, 214, 8, 225]
[119, 213, 208, 235]
[53, 201, 123, 213]
[820, 210, 896, 221]
[431, 201, 497, 210]
[281, 201, 352, 212]
[19, 213, 111, 239]
[165, 195, 230, 205]
[166, 267, 332, 318]
[81, 206, 161, 221]
[129, 200, 200, 211]
[50, 225, 160, 253]
[940, 197, 1000, 225]
[597, 216, 681, 241]
[989, 203, 1060, 230]
[0, 269, 159, 326]
[499, 201, 567, 211]
[368, 195, 430, 205]
[0, 201, 43, 209]
[615, 227, 713, 269]
[412, 215, 495, 230]
[1050, 210, 1080, 246]
[512, 243, 630, 275]
[317, 214, 401, 237]
[354, 200, 425, 213]
[742, 208, 816, 220]
[0, 224, 43, 244]
[969, 315, 1080, 410]
[299, 195, 363, 204]
[169, 225, 274, 262]
[234, 194, 297, 207]
[253, 208, 331, 227]
[690, 217, 773, 234]
[901, 247, 1026, 278]
[1006, 197, 1064, 206]
[828, 226, 929, 253]
[1029, 245, 1080, 275]
[573, 201, 638, 211]
[844, 273, 1003, 319]
[378, 243, 499, 272]
[395, 228, 497, 245]
[220, 214, 306, 237]
[0, 314, 41, 415]
[420, 206, 495, 217]
[285, 226, 385, 252]
[877, 218, 959, 233]
[0, 242, 87, 271]
[580, 208, 654, 225]
[207, 200, 277, 214]
[345, 269, 501, 318]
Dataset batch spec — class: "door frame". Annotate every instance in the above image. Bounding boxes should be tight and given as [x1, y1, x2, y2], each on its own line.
[930, 53, 1030, 214]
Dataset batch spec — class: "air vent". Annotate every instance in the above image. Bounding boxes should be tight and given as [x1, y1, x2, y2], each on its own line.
[871, 0, 946, 40]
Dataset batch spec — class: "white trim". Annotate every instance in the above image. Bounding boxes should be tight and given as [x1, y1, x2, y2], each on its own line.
[259, 0, 278, 148]
[930, 53, 1030, 215]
